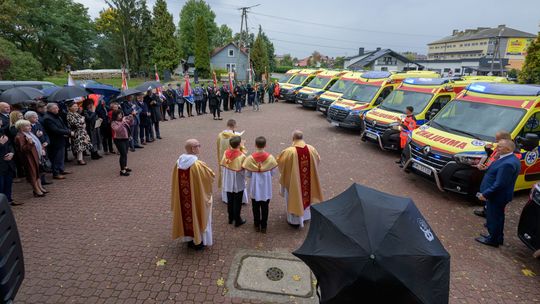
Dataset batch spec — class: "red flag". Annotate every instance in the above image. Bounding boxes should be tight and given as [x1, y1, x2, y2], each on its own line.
[212, 70, 218, 88]
[154, 64, 164, 98]
[228, 72, 235, 97]
[183, 74, 194, 104]
[121, 66, 128, 91]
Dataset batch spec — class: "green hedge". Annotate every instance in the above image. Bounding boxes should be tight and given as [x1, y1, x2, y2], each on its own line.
[274, 66, 295, 73]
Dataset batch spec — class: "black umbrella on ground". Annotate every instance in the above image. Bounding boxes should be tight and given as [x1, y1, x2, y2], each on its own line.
[293, 183, 450, 304]
[115, 88, 143, 100]
[0, 87, 43, 105]
[47, 86, 90, 102]
[135, 81, 163, 92]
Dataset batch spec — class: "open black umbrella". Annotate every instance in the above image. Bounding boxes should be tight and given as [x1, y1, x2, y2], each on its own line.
[135, 81, 162, 92]
[293, 183, 450, 304]
[47, 86, 90, 102]
[0, 87, 43, 105]
[115, 88, 143, 100]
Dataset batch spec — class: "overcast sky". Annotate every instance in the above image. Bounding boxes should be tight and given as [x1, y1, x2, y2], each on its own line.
[76, 0, 539, 58]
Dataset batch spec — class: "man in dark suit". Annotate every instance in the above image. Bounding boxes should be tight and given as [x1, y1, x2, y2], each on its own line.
[476, 139, 521, 247]
[42, 103, 73, 180]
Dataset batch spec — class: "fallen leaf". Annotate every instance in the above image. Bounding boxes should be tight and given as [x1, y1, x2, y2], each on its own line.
[292, 275, 301, 281]
[156, 259, 167, 266]
[216, 277, 225, 287]
[522, 268, 536, 277]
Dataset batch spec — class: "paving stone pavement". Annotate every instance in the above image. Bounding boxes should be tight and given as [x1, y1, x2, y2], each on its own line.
[11, 102, 540, 304]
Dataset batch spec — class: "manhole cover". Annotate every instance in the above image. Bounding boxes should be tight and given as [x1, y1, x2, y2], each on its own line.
[266, 267, 284, 281]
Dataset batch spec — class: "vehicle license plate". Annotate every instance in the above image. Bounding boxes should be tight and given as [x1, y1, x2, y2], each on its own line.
[412, 163, 432, 176]
[331, 122, 339, 127]
[366, 132, 378, 140]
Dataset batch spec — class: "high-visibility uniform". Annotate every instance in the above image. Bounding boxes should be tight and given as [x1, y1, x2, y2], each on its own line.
[273, 83, 280, 98]
[484, 147, 522, 167]
[399, 114, 417, 149]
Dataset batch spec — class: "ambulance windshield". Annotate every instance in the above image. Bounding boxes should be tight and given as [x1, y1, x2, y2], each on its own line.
[307, 76, 331, 89]
[278, 73, 293, 83]
[341, 83, 379, 103]
[289, 75, 308, 85]
[328, 79, 355, 93]
[430, 100, 525, 141]
[379, 90, 433, 114]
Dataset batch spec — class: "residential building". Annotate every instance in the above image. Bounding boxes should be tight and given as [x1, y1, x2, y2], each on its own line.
[344, 48, 422, 71]
[210, 42, 249, 81]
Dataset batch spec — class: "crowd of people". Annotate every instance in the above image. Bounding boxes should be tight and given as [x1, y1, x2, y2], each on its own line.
[171, 118, 322, 250]
[0, 78, 282, 206]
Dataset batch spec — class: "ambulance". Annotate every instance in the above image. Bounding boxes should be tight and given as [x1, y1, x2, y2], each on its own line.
[316, 71, 365, 115]
[362, 77, 491, 151]
[326, 71, 439, 130]
[279, 69, 323, 102]
[402, 82, 540, 195]
[276, 69, 301, 87]
[295, 70, 347, 108]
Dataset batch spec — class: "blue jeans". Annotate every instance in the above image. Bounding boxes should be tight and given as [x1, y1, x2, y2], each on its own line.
[235, 99, 242, 112]
[0, 174, 13, 202]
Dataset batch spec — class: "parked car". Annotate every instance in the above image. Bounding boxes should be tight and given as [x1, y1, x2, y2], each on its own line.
[518, 183, 540, 255]
[0, 81, 56, 93]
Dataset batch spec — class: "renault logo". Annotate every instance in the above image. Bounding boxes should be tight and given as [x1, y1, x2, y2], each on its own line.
[422, 146, 431, 155]
[372, 120, 377, 126]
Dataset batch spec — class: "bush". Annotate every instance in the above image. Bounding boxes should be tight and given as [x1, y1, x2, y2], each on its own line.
[274, 66, 295, 73]
[0, 38, 45, 80]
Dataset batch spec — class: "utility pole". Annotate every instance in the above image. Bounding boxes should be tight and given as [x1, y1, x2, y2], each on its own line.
[122, 33, 131, 80]
[238, 4, 260, 83]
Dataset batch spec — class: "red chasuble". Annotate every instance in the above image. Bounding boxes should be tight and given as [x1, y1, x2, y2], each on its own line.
[178, 167, 194, 237]
[296, 146, 311, 210]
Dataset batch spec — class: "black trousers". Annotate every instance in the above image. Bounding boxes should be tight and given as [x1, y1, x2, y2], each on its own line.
[252, 199, 269, 229]
[211, 105, 221, 118]
[113, 138, 129, 170]
[101, 125, 114, 153]
[222, 97, 229, 111]
[201, 98, 207, 113]
[186, 103, 193, 116]
[229, 97, 234, 111]
[177, 102, 184, 117]
[168, 103, 176, 118]
[195, 100, 201, 114]
[227, 191, 244, 223]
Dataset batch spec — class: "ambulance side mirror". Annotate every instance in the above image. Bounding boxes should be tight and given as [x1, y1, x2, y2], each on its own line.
[517, 133, 539, 152]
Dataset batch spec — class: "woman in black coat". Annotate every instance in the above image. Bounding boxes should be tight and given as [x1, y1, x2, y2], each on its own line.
[208, 87, 222, 120]
[0, 134, 18, 205]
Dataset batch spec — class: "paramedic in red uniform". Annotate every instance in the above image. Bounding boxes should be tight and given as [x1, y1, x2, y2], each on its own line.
[396, 106, 416, 167]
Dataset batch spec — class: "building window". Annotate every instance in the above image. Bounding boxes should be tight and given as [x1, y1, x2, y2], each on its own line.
[381, 67, 388, 71]
[226, 63, 236, 72]
[228, 49, 234, 57]
[460, 44, 463, 47]
[454, 68, 461, 73]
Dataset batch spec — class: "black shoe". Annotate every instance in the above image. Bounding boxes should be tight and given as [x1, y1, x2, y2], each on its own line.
[235, 219, 246, 227]
[125, 168, 132, 172]
[474, 209, 486, 218]
[120, 170, 130, 176]
[475, 236, 499, 248]
[157, 136, 162, 139]
[480, 233, 503, 245]
[135, 145, 144, 149]
[33, 191, 46, 197]
[130, 148, 136, 152]
[395, 160, 402, 164]
[254, 224, 261, 232]
[229, 219, 234, 224]
[42, 180, 53, 185]
[261, 227, 267, 234]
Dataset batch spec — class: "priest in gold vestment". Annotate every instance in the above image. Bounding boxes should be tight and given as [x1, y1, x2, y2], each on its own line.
[277, 130, 323, 227]
[171, 139, 215, 250]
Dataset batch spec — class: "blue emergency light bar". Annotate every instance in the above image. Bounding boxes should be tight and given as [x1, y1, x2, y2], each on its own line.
[467, 82, 540, 96]
[362, 71, 392, 79]
[403, 78, 450, 86]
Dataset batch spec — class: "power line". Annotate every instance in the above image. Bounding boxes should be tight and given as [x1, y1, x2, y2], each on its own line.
[250, 11, 440, 38]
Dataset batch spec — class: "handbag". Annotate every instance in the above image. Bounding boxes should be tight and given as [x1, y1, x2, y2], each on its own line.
[40, 155, 52, 173]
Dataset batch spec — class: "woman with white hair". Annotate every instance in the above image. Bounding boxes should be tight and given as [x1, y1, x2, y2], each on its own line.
[14, 119, 47, 197]
[24, 110, 52, 186]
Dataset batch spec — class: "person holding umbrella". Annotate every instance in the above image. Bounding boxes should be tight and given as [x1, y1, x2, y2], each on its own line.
[136, 93, 151, 145]
[66, 101, 93, 166]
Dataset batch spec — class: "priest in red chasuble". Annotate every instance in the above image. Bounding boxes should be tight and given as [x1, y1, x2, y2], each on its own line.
[277, 130, 323, 227]
[171, 139, 215, 250]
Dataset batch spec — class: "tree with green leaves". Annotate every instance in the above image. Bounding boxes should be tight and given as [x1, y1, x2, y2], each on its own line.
[94, 8, 124, 69]
[251, 33, 269, 81]
[519, 33, 540, 84]
[151, 0, 179, 72]
[177, 0, 218, 59]
[0, 0, 95, 72]
[280, 54, 293, 66]
[214, 24, 234, 47]
[133, 0, 153, 74]
[0, 38, 44, 80]
[257, 26, 276, 72]
[194, 16, 210, 78]
[333, 56, 345, 69]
